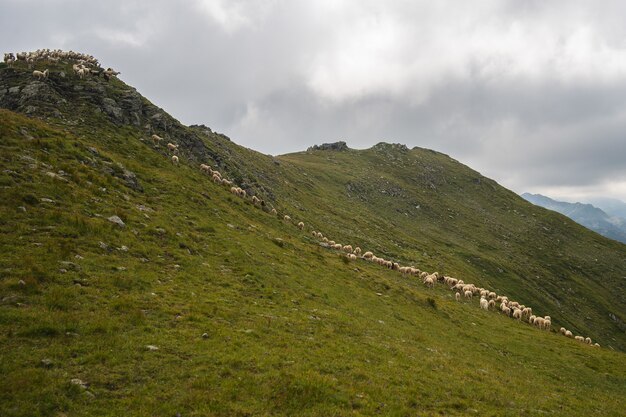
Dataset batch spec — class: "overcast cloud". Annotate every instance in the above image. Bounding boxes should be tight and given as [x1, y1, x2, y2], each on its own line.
[2, 0, 626, 201]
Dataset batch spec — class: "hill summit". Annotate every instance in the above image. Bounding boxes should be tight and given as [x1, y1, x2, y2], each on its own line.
[1, 50, 625, 416]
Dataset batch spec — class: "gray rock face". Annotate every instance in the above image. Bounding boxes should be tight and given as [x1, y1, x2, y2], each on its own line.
[102, 97, 123, 122]
[307, 141, 349, 152]
[107, 215, 125, 227]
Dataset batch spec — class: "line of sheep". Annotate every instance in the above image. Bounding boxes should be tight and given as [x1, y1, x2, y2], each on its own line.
[157, 129, 601, 349]
[3, 49, 121, 82]
[153, 134, 292, 218]
[307, 229, 600, 348]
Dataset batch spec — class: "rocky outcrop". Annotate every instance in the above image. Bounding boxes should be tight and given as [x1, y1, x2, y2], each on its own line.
[307, 141, 349, 152]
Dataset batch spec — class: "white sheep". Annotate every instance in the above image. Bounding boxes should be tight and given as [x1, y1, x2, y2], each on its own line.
[171, 155, 179, 164]
[212, 173, 221, 183]
[342, 245, 353, 253]
[284, 215, 291, 222]
[167, 143, 178, 152]
[354, 247, 362, 256]
[585, 337, 592, 345]
[363, 251, 373, 260]
[200, 163, 211, 173]
[424, 277, 434, 288]
[297, 221, 305, 230]
[480, 297, 489, 310]
[455, 292, 461, 301]
[488, 299, 495, 310]
[464, 290, 472, 300]
[534, 317, 546, 330]
[33, 69, 49, 80]
[574, 336, 585, 342]
[270, 208, 277, 216]
[151, 134, 163, 146]
[347, 254, 357, 261]
[501, 306, 511, 316]
[565, 330, 573, 338]
[512, 309, 522, 320]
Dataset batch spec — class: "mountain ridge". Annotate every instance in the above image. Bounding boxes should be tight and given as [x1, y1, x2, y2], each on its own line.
[522, 192, 626, 244]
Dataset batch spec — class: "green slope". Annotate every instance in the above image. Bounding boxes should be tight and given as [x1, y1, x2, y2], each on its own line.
[1, 57, 625, 416]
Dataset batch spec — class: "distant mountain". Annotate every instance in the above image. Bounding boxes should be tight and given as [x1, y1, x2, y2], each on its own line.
[522, 193, 626, 244]
[587, 197, 626, 220]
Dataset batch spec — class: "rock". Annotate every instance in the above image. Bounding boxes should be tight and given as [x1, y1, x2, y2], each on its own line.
[202, 333, 209, 339]
[87, 146, 99, 155]
[145, 345, 159, 351]
[75, 254, 84, 260]
[307, 141, 349, 152]
[59, 261, 80, 271]
[17, 206, 26, 213]
[102, 97, 123, 122]
[40, 198, 54, 203]
[119, 245, 128, 252]
[116, 266, 127, 271]
[59, 269, 67, 274]
[107, 215, 125, 227]
[18, 279, 26, 286]
[8, 86, 20, 94]
[40, 358, 53, 368]
[45, 171, 69, 182]
[98, 241, 109, 250]
[70, 378, 88, 389]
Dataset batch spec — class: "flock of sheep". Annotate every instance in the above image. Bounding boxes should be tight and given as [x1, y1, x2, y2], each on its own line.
[305, 232, 600, 347]
[3, 49, 121, 81]
[3, 49, 600, 349]
[150, 114, 603, 350]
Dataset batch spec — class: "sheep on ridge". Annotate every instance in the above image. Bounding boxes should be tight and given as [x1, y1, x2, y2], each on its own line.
[33, 69, 49, 80]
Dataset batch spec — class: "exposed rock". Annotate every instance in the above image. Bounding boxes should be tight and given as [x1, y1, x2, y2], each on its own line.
[18, 279, 26, 286]
[107, 215, 125, 227]
[45, 171, 68, 182]
[59, 261, 80, 271]
[40, 198, 55, 203]
[202, 333, 209, 339]
[40, 358, 54, 368]
[70, 378, 88, 389]
[98, 241, 109, 250]
[307, 141, 349, 152]
[145, 345, 159, 351]
[102, 97, 123, 122]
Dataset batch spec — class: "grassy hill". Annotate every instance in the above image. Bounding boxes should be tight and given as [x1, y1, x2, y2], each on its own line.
[1, 56, 625, 416]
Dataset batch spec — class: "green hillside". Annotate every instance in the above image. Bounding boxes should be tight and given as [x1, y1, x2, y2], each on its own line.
[1, 55, 625, 416]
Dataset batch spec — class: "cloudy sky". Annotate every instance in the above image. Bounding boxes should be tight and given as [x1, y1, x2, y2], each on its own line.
[2, 0, 626, 202]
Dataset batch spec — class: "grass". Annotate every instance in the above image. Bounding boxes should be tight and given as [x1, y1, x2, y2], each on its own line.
[0, 59, 625, 416]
